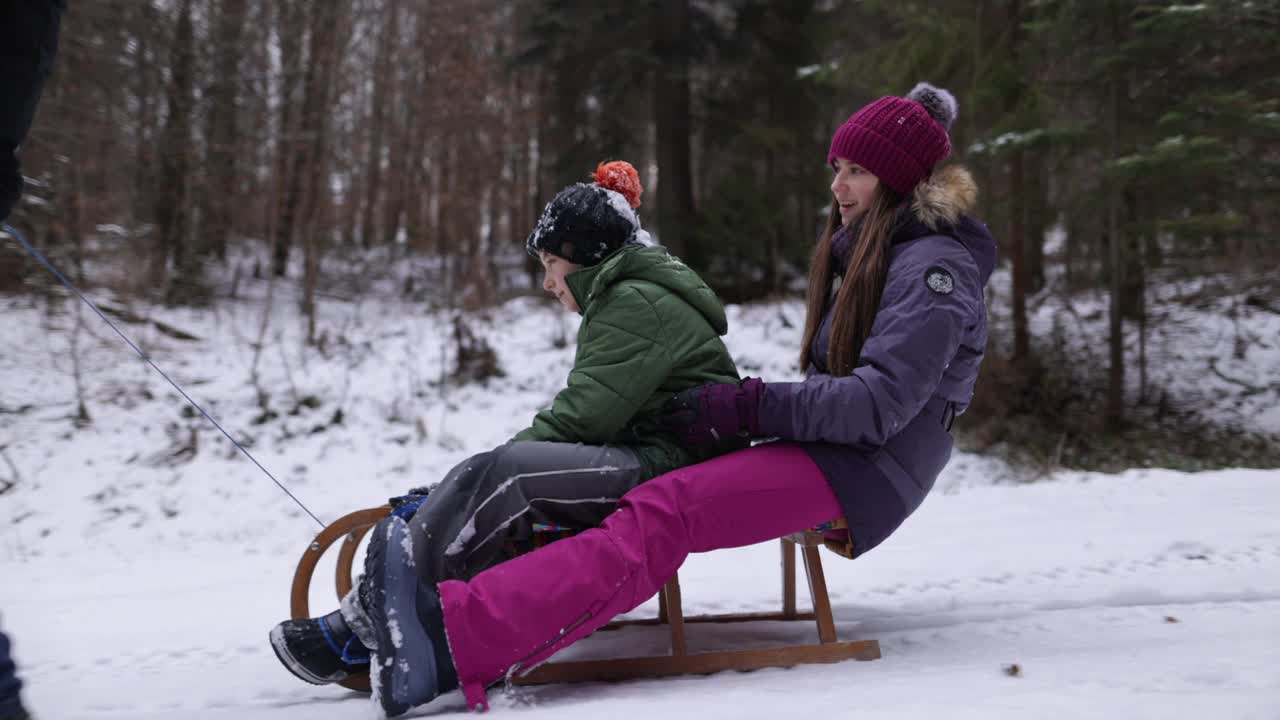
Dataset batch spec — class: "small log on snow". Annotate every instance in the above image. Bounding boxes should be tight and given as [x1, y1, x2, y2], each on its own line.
[1207, 357, 1270, 396]
[98, 303, 201, 341]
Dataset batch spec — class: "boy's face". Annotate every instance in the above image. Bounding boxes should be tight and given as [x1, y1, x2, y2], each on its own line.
[539, 250, 582, 313]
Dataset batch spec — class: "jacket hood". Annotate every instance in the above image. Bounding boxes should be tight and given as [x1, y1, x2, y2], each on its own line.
[565, 245, 729, 335]
[834, 165, 998, 283]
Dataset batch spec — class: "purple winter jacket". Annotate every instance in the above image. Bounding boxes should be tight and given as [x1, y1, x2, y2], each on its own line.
[758, 166, 997, 555]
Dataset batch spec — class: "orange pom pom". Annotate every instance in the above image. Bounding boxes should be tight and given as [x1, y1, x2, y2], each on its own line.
[591, 160, 643, 208]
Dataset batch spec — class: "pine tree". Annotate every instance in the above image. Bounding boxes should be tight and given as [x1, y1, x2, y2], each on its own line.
[1033, 0, 1280, 426]
[691, 0, 838, 296]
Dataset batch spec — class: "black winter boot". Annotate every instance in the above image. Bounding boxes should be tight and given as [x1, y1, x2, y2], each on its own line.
[269, 609, 370, 685]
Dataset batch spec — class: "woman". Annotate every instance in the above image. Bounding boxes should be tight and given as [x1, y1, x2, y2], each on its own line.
[363, 83, 997, 716]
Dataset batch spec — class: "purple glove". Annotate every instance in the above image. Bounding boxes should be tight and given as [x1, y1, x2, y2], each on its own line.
[662, 377, 765, 448]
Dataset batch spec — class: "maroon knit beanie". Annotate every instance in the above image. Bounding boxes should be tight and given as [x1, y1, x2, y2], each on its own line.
[827, 83, 958, 195]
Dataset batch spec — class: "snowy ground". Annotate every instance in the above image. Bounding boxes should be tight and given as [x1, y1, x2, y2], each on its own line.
[2, 259, 1279, 718]
[4, 467, 1278, 719]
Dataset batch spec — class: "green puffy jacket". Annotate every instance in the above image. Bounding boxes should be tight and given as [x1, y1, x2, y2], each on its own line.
[512, 245, 743, 477]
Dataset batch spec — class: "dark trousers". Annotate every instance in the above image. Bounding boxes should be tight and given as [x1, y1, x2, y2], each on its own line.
[0, 629, 21, 716]
[342, 441, 648, 650]
[409, 440, 648, 583]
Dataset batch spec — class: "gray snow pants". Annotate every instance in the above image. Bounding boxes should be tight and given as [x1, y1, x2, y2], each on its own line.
[341, 441, 647, 646]
[409, 440, 646, 583]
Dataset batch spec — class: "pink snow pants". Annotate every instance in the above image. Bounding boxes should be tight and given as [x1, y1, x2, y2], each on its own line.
[438, 442, 841, 710]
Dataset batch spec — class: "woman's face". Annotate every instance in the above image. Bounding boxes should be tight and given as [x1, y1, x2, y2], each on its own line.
[830, 157, 879, 226]
[539, 250, 582, 313]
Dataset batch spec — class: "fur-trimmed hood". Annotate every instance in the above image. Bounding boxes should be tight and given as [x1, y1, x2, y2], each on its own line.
[832, 164, 998, 284]
[901, 165, 996, 283]
[910, 165, 978, 229]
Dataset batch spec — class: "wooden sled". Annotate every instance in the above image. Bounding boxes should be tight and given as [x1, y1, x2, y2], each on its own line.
[288, 506, 880, 693]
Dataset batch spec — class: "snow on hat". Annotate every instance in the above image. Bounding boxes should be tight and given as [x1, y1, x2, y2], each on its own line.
[827, 82, 958, 195]
[526, 161, 650, 267]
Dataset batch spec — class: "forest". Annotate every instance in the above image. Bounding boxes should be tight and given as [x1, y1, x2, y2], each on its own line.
[3, 0, 1278, 470]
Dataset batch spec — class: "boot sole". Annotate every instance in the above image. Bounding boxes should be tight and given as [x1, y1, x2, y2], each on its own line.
[268, 623, 345, 686]
[368, 516, 439, 717]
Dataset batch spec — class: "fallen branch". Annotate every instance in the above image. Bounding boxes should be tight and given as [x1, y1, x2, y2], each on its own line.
[1244, 294, 1280, 316]
[1207, 357, 1271, 396]
[98, 303, 201, 342]
[0, 446, 19, 495]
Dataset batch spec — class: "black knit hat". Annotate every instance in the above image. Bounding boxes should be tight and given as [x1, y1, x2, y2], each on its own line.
[525, 161, 648, 267]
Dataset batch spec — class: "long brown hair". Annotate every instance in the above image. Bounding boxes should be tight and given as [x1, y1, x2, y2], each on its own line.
[798, 184, 904, 376]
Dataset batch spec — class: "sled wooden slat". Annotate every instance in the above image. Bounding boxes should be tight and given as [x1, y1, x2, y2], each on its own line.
[803, 544, 838, 644]
[663, 574, 688, 656]
[782, 537, 798, 618]
[289, 508, 878, 693]
[603, 609, 818, 628]
[513, 639, 882, 685]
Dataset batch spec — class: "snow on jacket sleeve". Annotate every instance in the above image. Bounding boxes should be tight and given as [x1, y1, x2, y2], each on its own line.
[513, 284, 674, 445]
[757, 237, 982, 447]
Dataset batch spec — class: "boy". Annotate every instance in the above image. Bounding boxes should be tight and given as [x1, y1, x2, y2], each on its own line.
[270, 161, 743, 691]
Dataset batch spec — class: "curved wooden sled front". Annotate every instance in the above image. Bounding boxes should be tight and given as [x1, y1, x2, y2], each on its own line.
[289, 505, 390, 692]
[290, 508, 880, 693]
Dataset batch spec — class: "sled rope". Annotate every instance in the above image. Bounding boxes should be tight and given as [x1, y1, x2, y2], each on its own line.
[3, 222, 325, 528]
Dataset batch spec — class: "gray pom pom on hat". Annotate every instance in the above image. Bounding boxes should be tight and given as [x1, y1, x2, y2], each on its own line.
[907, 82, 959, 131]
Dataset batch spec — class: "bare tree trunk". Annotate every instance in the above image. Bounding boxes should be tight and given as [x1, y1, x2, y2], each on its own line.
[154, 0, 195, 300]
[652, 0, 696, 263]
[205, 0, 247, 261]
[1138, 280, 1147, 403]
[1010, 147, 1031, 362]
[239, 0, 275, 245]
[1104, 2, 1126, 431]
[1025, 151, 1047, 293]
[272, 0, 306, 277]
[762, 95, 780, 294]
[1006, 0, 1032, 364]
[508, 66, 532, 255]
[131, 3, 161, 227]
[69, 298, 91, 427]
[297, 0, 347, 343]
[967, 0, 989, 222]
[526, 69, 550, 288]
[1121, 189, 1145, 320]
[438, 148, 455, 298]
[1063, 215, 1076, 290]
[381, 81, 410, 249]
[360, 0, 397, 249]
[1127, 190, 1148, 403]
[54, 62, 92, 424]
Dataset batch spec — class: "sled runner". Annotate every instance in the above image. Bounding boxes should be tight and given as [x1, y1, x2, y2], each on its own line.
[288, 506, 880, 692]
